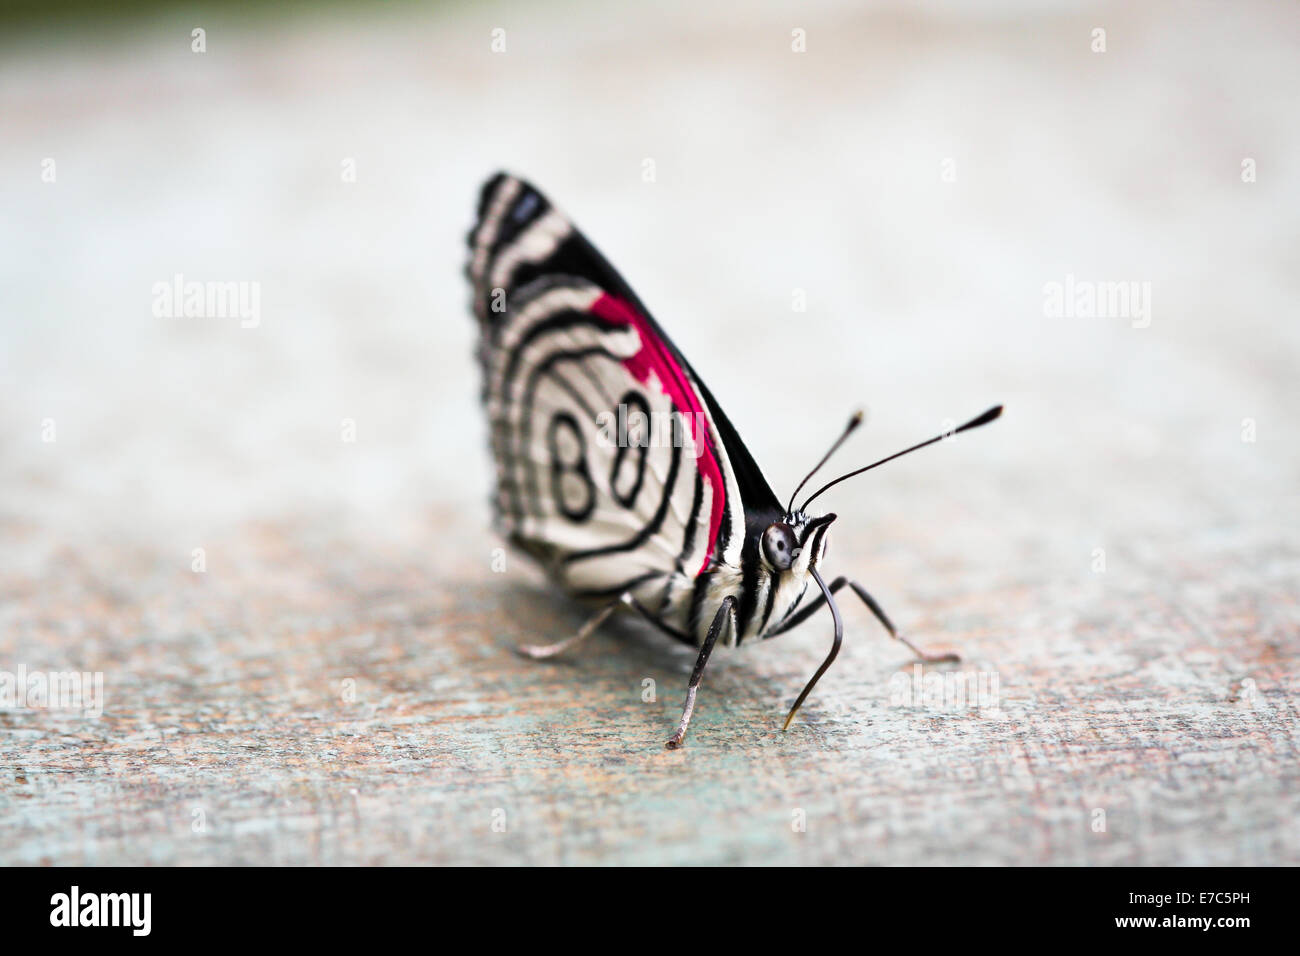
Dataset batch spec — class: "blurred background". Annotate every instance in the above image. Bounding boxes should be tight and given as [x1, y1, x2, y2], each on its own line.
[1, 1, 1297, 865]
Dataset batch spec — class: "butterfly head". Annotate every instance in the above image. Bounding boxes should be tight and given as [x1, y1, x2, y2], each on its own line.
[760, 511, 836, 578]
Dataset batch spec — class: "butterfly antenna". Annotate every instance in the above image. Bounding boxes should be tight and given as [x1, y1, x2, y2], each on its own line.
[800, 405, 1003, 512]
[783, 567, 843, 731]
[786, 409, 865, 515]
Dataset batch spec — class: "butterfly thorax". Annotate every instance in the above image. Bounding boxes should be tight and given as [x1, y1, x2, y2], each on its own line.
[677, 509, 836, 647]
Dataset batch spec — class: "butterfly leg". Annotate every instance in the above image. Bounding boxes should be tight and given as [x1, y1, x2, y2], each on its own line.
[625, 596, 695, 645]
[515, 596, 626, 660]
[846, 581, 959, 663]
[762, 576, 850, 637]
[764, 577, 958, 662]
[665, 595, 736, 749]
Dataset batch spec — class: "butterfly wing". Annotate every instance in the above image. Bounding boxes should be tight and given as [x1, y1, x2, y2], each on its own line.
[466, 173, 782, 627]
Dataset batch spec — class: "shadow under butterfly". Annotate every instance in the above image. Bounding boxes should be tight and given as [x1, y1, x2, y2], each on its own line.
[466, 172, 1002, 748]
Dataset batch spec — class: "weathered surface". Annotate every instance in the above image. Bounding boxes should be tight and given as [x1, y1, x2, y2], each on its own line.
[1, 1, 1297, 865]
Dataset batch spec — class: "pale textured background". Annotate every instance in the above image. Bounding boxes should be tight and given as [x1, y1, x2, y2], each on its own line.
[1, 0, 1297, 865]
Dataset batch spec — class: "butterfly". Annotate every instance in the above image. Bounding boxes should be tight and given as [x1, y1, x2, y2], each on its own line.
[466, 172, 1002, 748]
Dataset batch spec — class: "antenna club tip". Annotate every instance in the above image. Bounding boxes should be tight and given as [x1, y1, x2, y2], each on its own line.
[849, 409, 865, 426]
[959, 404, 1004, 432]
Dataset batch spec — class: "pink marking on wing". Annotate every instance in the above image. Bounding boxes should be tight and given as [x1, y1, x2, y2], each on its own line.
[590, 293, 724, 576]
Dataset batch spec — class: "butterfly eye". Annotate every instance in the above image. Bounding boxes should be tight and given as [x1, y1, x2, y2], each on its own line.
[761, 523, 798, 571]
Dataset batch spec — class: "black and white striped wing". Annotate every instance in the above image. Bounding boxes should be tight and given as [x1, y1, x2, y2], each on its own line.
[466, 174, 765, 613]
